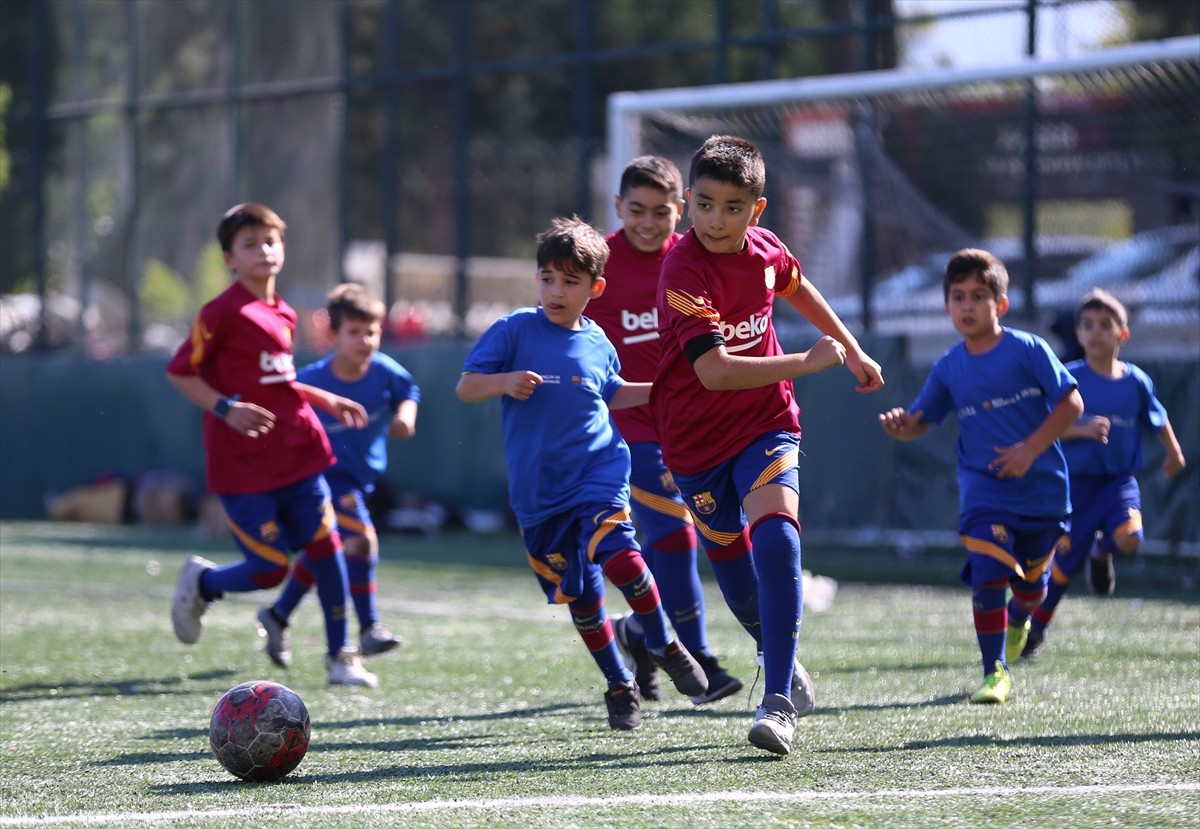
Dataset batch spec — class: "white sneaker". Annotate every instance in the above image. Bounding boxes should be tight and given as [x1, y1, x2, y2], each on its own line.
[748, 693, 797, 756]
[172, 555, 215, 644]
[325, 646, 379, 689]
[756, 651, 816, 718]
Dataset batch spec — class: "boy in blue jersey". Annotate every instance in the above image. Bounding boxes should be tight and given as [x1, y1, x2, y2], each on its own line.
[880, 248, 1083, 704]
[455, 216, 707, 730]
[256, 283, 421, 672]
[1012, 288, 1185, 659]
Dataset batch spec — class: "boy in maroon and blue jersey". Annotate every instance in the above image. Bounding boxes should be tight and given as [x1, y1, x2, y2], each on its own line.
[584, 155, 742, 706]
[652, 136, 885, 755]
[166, 202, 377, 688]
[456, 216, 707, 731]
[255, 283, 421, 670]
[1011, 288, 1185, 659]
[880, 248, 1082, 705]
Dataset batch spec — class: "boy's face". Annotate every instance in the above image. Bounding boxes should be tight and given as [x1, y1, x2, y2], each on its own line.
[944, 273, 1007, 340]
[536, 262, 605, 329]
[332, 316, 382, 366]
[686, 176, 766, 255]
[1076, 307, 1128, 359]
[224, 225, 284, 283]
[615, 185, 684, 254]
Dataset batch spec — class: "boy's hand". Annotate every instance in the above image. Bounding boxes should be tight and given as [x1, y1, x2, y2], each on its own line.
[989, 442, 1038, 479]
[846, 350, 884, 393]
[1080, 415, 1111, 443]
[804, 336, 847, 374]
[505, 371, 543, 401]
[223, 402, 276, 439]
[878, 407, 924, 440]
[331, 396, 368, 429]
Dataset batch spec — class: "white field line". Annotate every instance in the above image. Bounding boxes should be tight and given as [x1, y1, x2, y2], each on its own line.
[1, 783, 1197, 826]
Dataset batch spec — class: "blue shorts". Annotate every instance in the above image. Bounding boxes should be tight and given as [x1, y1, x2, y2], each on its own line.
[958, 507, 1068, 589]
[1057, 474, 1142, 577]
[521, 502, 640, 604]
[671, 430, 800, 551]
[219, 474, 338, 568]
[325, 469, 373, 540]
[627, 441, 693, 545]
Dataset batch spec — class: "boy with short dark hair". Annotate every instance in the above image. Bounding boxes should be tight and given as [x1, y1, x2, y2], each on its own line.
[584, 155, 742, 706]
[652, 135, 885, 755]
[1012, 287, 1185, 658]
[879, 248, 1083, 704]
[255, 282, 421, 669]
[167, 202, 378, 688]
[456, 215, 707, 731]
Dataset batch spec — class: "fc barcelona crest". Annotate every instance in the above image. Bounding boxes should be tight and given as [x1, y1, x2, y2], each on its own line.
[692, 492, 717, 516]
[990, 524, 1009, 544]
[259, 521, 281, 543]
[546, 552, 568, 572]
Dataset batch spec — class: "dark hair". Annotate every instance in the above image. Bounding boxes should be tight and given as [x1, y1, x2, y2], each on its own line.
[944, 248, 1009, 301]
[688, 135, 766, 198]
[216, 202, 286, 252]
[535, 216, 610, 282]
[326, 283, 386, 331]
[619, 155, 684, 200]
[1078, 287, 1129, 328]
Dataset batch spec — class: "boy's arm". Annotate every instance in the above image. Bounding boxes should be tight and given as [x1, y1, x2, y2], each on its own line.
[295, 382, 368, 429]
[785, 279, 885, 392]
[165, 371, 275, 438]
[1157, 417, 1186, 478]
[388, 399, 418, 440]
[609, 382, 651, 411]
[988, 388, 1084, 479]
[1061, 415, 1110, 443]
[878, 407, 930, 441]
[456, 370, 543, 403]
[692, 336, 848, 390]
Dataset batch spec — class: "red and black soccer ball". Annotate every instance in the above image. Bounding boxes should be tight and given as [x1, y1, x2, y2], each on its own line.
[209, 680, 310, 781]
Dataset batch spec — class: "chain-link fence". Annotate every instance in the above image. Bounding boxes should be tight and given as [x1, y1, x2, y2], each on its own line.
[2, 0, 1195, 357]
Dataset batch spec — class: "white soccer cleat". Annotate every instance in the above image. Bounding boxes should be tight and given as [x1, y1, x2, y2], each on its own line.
[326, 646, 379, 689]
[172, 555, 215, 644]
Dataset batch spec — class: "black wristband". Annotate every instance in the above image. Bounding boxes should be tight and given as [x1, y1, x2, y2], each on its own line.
[213, 397, 235, 418]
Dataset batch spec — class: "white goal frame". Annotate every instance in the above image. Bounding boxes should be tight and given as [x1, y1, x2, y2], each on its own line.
[605, 35, 1200, 229]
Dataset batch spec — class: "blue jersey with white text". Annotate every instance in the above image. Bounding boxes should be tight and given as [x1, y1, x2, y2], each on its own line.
[297, 352, 420, 491]
[462, 307, 629, 526]
[911, 327, 1077, 518]
[1061, 360, 1167, 477]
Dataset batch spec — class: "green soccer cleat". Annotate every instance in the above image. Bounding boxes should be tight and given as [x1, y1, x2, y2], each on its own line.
[1005, 618, 1031, 665]
[970, 660, 1012, 704]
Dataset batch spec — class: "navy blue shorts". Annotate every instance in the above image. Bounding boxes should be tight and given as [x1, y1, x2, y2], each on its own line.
[958, 507, 1068, 589]
[521, 502, 640, 604]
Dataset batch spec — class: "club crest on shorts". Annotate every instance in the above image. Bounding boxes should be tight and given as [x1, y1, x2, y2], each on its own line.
[691, 491, 717, 515]
[990, 524, 1009, 544]
[546, 552, 568, 571]
[259, 521, 281, 543]
[338, 492, 357, 511]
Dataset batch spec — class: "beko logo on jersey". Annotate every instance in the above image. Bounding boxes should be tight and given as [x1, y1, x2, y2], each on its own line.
[720, 313, 768, 352]
[621, 308, 660, 345]
[259, 351, 297, 384]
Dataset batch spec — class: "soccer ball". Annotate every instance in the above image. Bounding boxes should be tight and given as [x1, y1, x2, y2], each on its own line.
[209, 680, 310, 781]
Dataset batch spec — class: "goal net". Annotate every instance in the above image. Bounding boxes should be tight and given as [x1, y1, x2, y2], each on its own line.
[606, 37, 1200, 348]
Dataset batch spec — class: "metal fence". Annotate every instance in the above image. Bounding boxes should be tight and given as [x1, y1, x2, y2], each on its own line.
[2, 0, 1194, 357]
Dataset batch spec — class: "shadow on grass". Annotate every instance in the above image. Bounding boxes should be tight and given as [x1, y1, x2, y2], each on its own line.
[0, 668, 239, 702]
[826, 729, 1200, 753]
[147, 742, 732, 793]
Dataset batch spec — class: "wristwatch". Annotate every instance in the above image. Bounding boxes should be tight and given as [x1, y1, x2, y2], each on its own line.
[213, 396, 236, 418]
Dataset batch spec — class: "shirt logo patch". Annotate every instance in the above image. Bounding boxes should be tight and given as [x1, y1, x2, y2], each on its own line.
[692, 492, 717, 516]
[764, 265, 775, 290]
